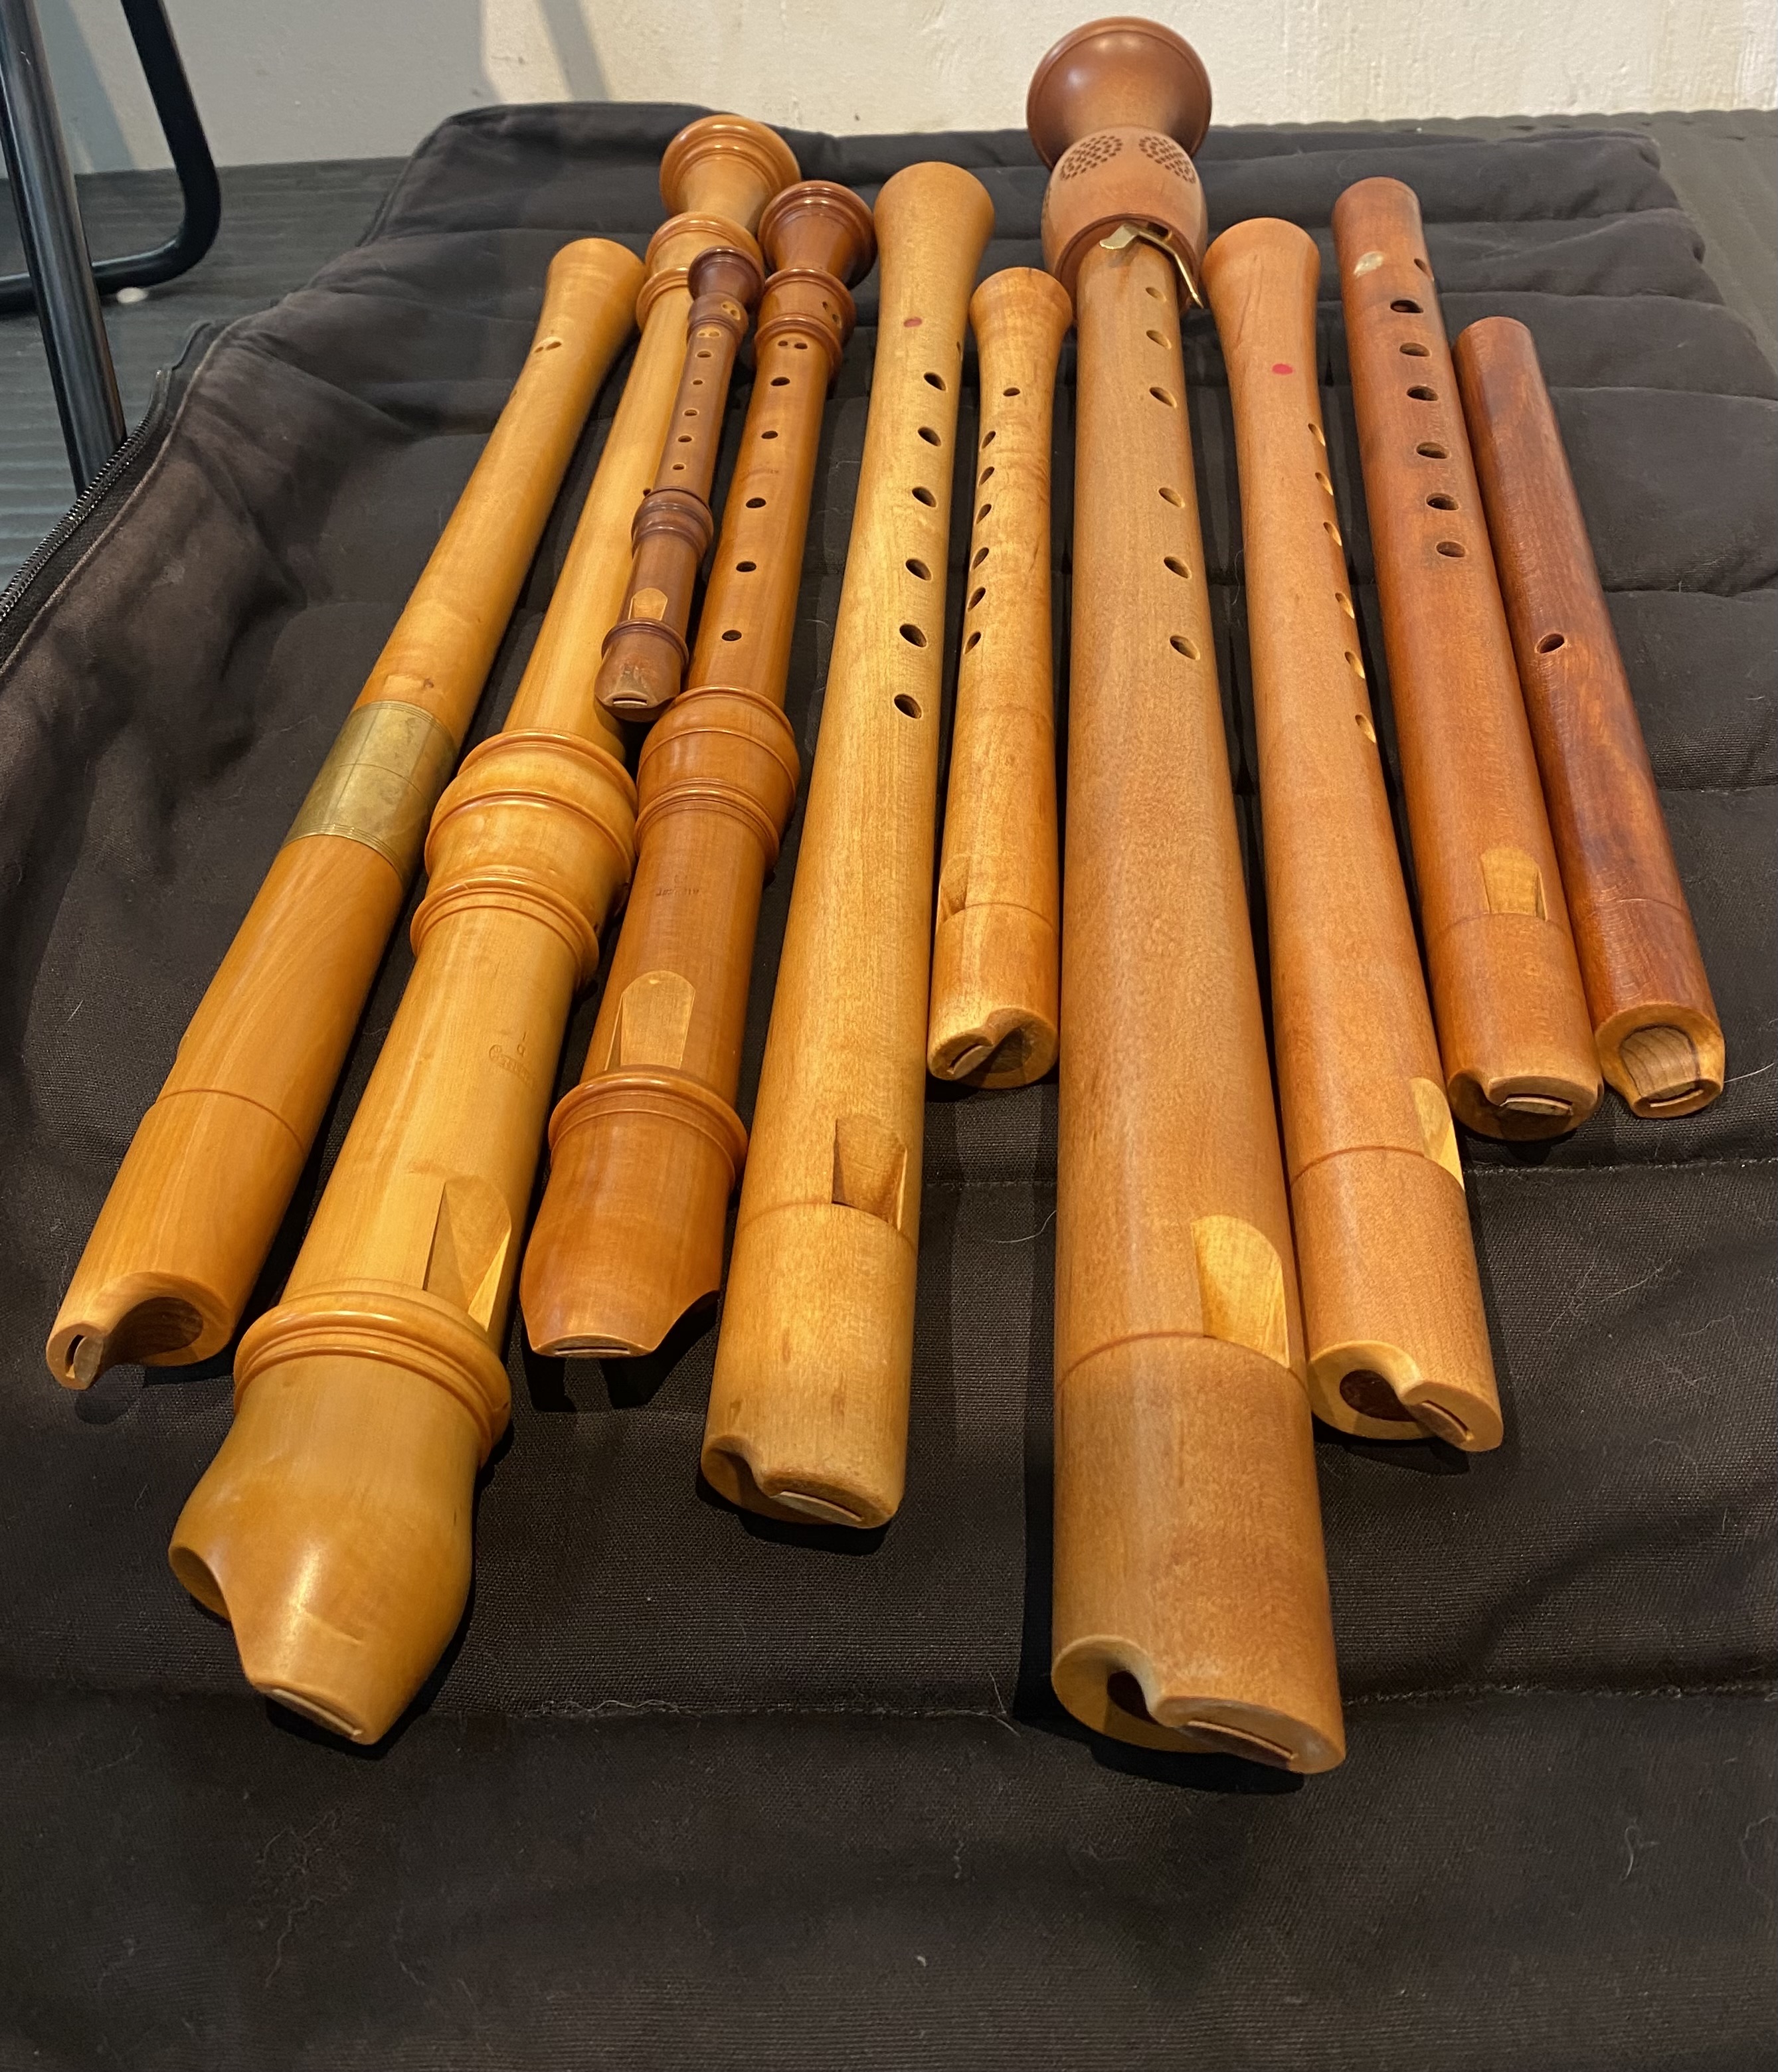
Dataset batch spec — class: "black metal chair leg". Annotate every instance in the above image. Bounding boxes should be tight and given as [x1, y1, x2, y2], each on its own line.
[0, 0, 125, 489]
[0, 0, 220, 317]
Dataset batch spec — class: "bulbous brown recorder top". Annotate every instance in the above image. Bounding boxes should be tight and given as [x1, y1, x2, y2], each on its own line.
[1027, 15, 1212, 301]
[644, 116, 800, 317]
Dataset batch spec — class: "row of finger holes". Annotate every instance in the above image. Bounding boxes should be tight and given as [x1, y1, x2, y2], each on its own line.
[897, 389, 950, 707]
[1164, 477, 1196, 655]
[1162, 451, 1194, 657]
[1393, 326, 1466, 551]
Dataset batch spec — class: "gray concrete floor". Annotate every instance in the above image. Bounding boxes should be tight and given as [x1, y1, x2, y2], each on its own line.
[0, 114, 1771, 582]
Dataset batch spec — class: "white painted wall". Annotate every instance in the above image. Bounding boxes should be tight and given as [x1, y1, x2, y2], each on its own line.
[41, 0, 1778, 173]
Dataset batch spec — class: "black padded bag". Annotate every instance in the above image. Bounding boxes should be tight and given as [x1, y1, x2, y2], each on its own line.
[0, 106, 1772, 2070]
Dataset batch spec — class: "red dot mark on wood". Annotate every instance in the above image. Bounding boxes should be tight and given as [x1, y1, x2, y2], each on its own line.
[1272, 361, 1294, 374]
[904, 316, 924, 327]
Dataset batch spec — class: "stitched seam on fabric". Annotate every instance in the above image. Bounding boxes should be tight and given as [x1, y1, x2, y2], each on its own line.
[0, 321, 246, 695]
[389, 1680, 1778, 1725]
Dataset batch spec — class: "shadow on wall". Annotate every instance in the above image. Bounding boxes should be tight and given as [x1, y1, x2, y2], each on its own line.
[35, 0, 613, 173]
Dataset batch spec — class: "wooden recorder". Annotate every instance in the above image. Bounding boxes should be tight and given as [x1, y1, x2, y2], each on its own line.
[926, 266, 1071, 1088]
[1030, 17, 1344, 1770]
[46, 236, 644, 1389]
[1203, 215, 1500, 1452]
[699, 161, 996, 1527]
[1454, 316, 1724, 1117]
[523, 181, 877, 1357]
[1333, 177, 1600, 1140]
[164, 116, 801, 1743]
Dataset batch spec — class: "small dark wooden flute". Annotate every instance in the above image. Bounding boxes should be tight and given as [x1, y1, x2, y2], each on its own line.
[595, 244, 765, 722]
[1455, 316, 1724, 1117]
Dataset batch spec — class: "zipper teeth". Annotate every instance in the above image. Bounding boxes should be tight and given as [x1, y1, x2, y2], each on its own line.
[0, 361, 177, 648]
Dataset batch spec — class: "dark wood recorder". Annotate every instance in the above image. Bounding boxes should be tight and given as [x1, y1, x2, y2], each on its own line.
[1333, 176, 1600, 1141]
[1454, 316, 1724, 1116]
[595, 244, 765, 721]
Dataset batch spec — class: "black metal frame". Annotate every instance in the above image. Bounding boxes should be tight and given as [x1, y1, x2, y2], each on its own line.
[0, 0, 219, 489]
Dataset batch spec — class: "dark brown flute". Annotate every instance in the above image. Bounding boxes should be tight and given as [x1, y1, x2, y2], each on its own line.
[1333, 176, 1601, 1140]
[594, 244, 766, 721]
[1454, 317, 1724, 1116]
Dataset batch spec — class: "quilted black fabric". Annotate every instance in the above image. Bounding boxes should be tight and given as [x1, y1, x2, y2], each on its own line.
[0, 105, 1771, 2069]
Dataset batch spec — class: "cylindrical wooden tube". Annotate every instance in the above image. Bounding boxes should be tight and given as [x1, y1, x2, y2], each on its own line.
[44, 236, 644, 1389]
[1027, 21, 1343, 1772]
[926, 267, 1070, 1088]
[1454, 317, 1724, 1117]
[521, 181, 876, 1358]
[1204, 217, 1500, 1452]
[164, 117, 799, 1747]
[1333, 177, 1599, 1140]
[499, 116, 800, 745]
[698, 162, 995, 1529]
[596, 244, 766, 721]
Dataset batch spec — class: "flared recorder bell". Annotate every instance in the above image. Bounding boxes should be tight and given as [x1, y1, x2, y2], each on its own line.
[1027, 15, 1213, 302]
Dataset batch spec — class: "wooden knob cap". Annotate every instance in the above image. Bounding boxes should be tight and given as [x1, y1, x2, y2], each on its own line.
[660, 114, 801, 230]
[1026, 15, 1212, 166]
[759, 179, 877, 286]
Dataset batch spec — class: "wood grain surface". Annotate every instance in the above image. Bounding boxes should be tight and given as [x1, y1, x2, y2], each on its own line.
[1333, 175, 1600, 1140]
